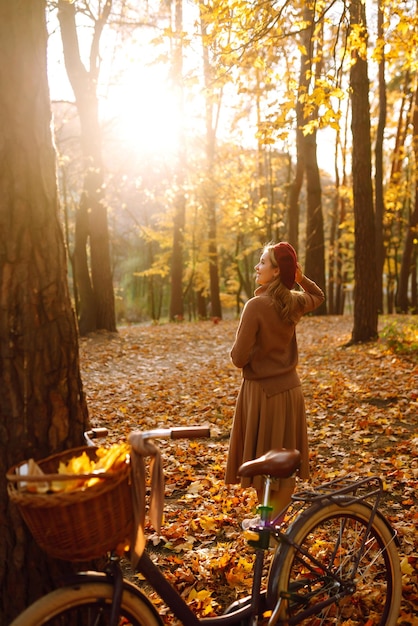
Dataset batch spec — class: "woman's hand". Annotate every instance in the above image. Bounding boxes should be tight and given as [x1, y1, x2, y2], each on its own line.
[295, 263, 304, 284]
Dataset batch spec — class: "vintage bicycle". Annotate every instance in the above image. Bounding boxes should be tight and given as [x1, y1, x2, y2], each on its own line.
[8, 425, 401, 625]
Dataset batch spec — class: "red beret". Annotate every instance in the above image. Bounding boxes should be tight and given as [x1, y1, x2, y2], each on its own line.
[273, 242, 297, 289]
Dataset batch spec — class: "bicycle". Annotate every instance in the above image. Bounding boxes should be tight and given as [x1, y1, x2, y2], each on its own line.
[9, 425, 402, 626]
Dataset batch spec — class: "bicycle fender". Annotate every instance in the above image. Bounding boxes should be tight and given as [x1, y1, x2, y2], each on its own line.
[321, 495, 401, 548]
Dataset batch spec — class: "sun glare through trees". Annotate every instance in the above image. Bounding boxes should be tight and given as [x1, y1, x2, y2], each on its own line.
[101, 67, 183, 159]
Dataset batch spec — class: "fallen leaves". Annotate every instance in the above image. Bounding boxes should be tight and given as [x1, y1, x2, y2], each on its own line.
[79, 315, 417, 625]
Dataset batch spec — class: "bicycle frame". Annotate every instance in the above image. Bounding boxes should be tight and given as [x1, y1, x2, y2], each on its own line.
[25, 429, 398, 626]
[56, 548, 268, 626]
[136, 549, 270, 626]
[58, 495, 398, 626]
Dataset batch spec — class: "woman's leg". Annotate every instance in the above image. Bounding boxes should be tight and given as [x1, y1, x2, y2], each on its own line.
[257, 476, 295, 519]
[268, 484, 294, 518]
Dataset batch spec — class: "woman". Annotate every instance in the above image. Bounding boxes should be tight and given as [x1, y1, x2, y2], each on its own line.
[225, 242, 325, 519]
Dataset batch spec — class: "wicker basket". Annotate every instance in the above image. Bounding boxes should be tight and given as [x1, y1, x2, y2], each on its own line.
[6, 446, 133, 561]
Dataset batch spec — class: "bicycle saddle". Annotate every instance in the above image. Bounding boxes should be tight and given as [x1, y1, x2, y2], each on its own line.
[237, 449, 301, 479]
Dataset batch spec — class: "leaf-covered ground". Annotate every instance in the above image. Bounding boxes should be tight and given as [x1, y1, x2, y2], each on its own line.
[79, 315, 417, 625]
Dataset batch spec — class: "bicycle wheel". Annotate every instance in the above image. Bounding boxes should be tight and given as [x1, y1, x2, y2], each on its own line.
[268, 501, 401, 625]
[10, 579, 163, 626]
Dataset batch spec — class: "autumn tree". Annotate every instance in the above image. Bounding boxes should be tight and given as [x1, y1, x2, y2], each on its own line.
[0, 1, 89, 622]
[349, 0, 378, 342]
[44, 0, 418, 323]
[57, 0, 116, 334]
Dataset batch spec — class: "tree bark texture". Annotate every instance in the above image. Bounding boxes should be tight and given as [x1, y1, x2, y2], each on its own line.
[0, 1, 89, 621]
[349, 0, 378, 342]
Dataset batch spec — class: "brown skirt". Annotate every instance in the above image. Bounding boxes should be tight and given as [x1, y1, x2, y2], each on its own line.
[225, 379, 310, 492]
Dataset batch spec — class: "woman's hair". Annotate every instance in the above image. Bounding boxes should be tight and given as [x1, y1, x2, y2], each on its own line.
[264, 245, 305, 324]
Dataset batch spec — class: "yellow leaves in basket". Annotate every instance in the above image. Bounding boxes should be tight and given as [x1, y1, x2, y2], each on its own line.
[17, 444, 131, 494]
[52, 443, 131, 493]
[53, 451, 95, 492]
[94, 443, 131, 472]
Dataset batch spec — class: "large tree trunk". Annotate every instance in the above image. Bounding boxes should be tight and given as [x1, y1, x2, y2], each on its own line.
[0, 1, 89, 622]
[349, 0, 378, 343]
[58, 0, 116, 334]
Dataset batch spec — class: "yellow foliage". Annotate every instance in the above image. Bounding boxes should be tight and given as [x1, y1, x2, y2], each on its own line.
[187, 588, 216, 615]
[50, 443, 130, 493]
[198, 515, 218, 532]
[400, 556, 414, 576]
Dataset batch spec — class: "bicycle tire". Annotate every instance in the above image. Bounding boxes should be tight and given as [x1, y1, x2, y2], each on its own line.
[10, 578, 163, 626]
[267, 501, 401, 625]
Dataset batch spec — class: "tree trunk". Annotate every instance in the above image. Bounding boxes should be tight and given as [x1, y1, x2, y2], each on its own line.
[349, 0, 378, 343]
[169, 0, 186, 321]
[74, 192, 97, 335]
[374, 3, 386, 313]
[170, 191, 186, 320]
[58, 0, 116, 334]
[299, 3, 326, 312]
[208, 205, 222, 319]
[287, 32, 307, 248]
[304, 128, 327, 313]
[397, 83, 418, 312]
[385, 74, 412, 313]
[200, 3, 222, 320]
[0, 1, 89, 621]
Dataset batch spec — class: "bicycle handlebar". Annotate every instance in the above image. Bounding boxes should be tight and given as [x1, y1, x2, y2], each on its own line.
[84, 425, 210, 446]
[169, 426, 211, 439]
